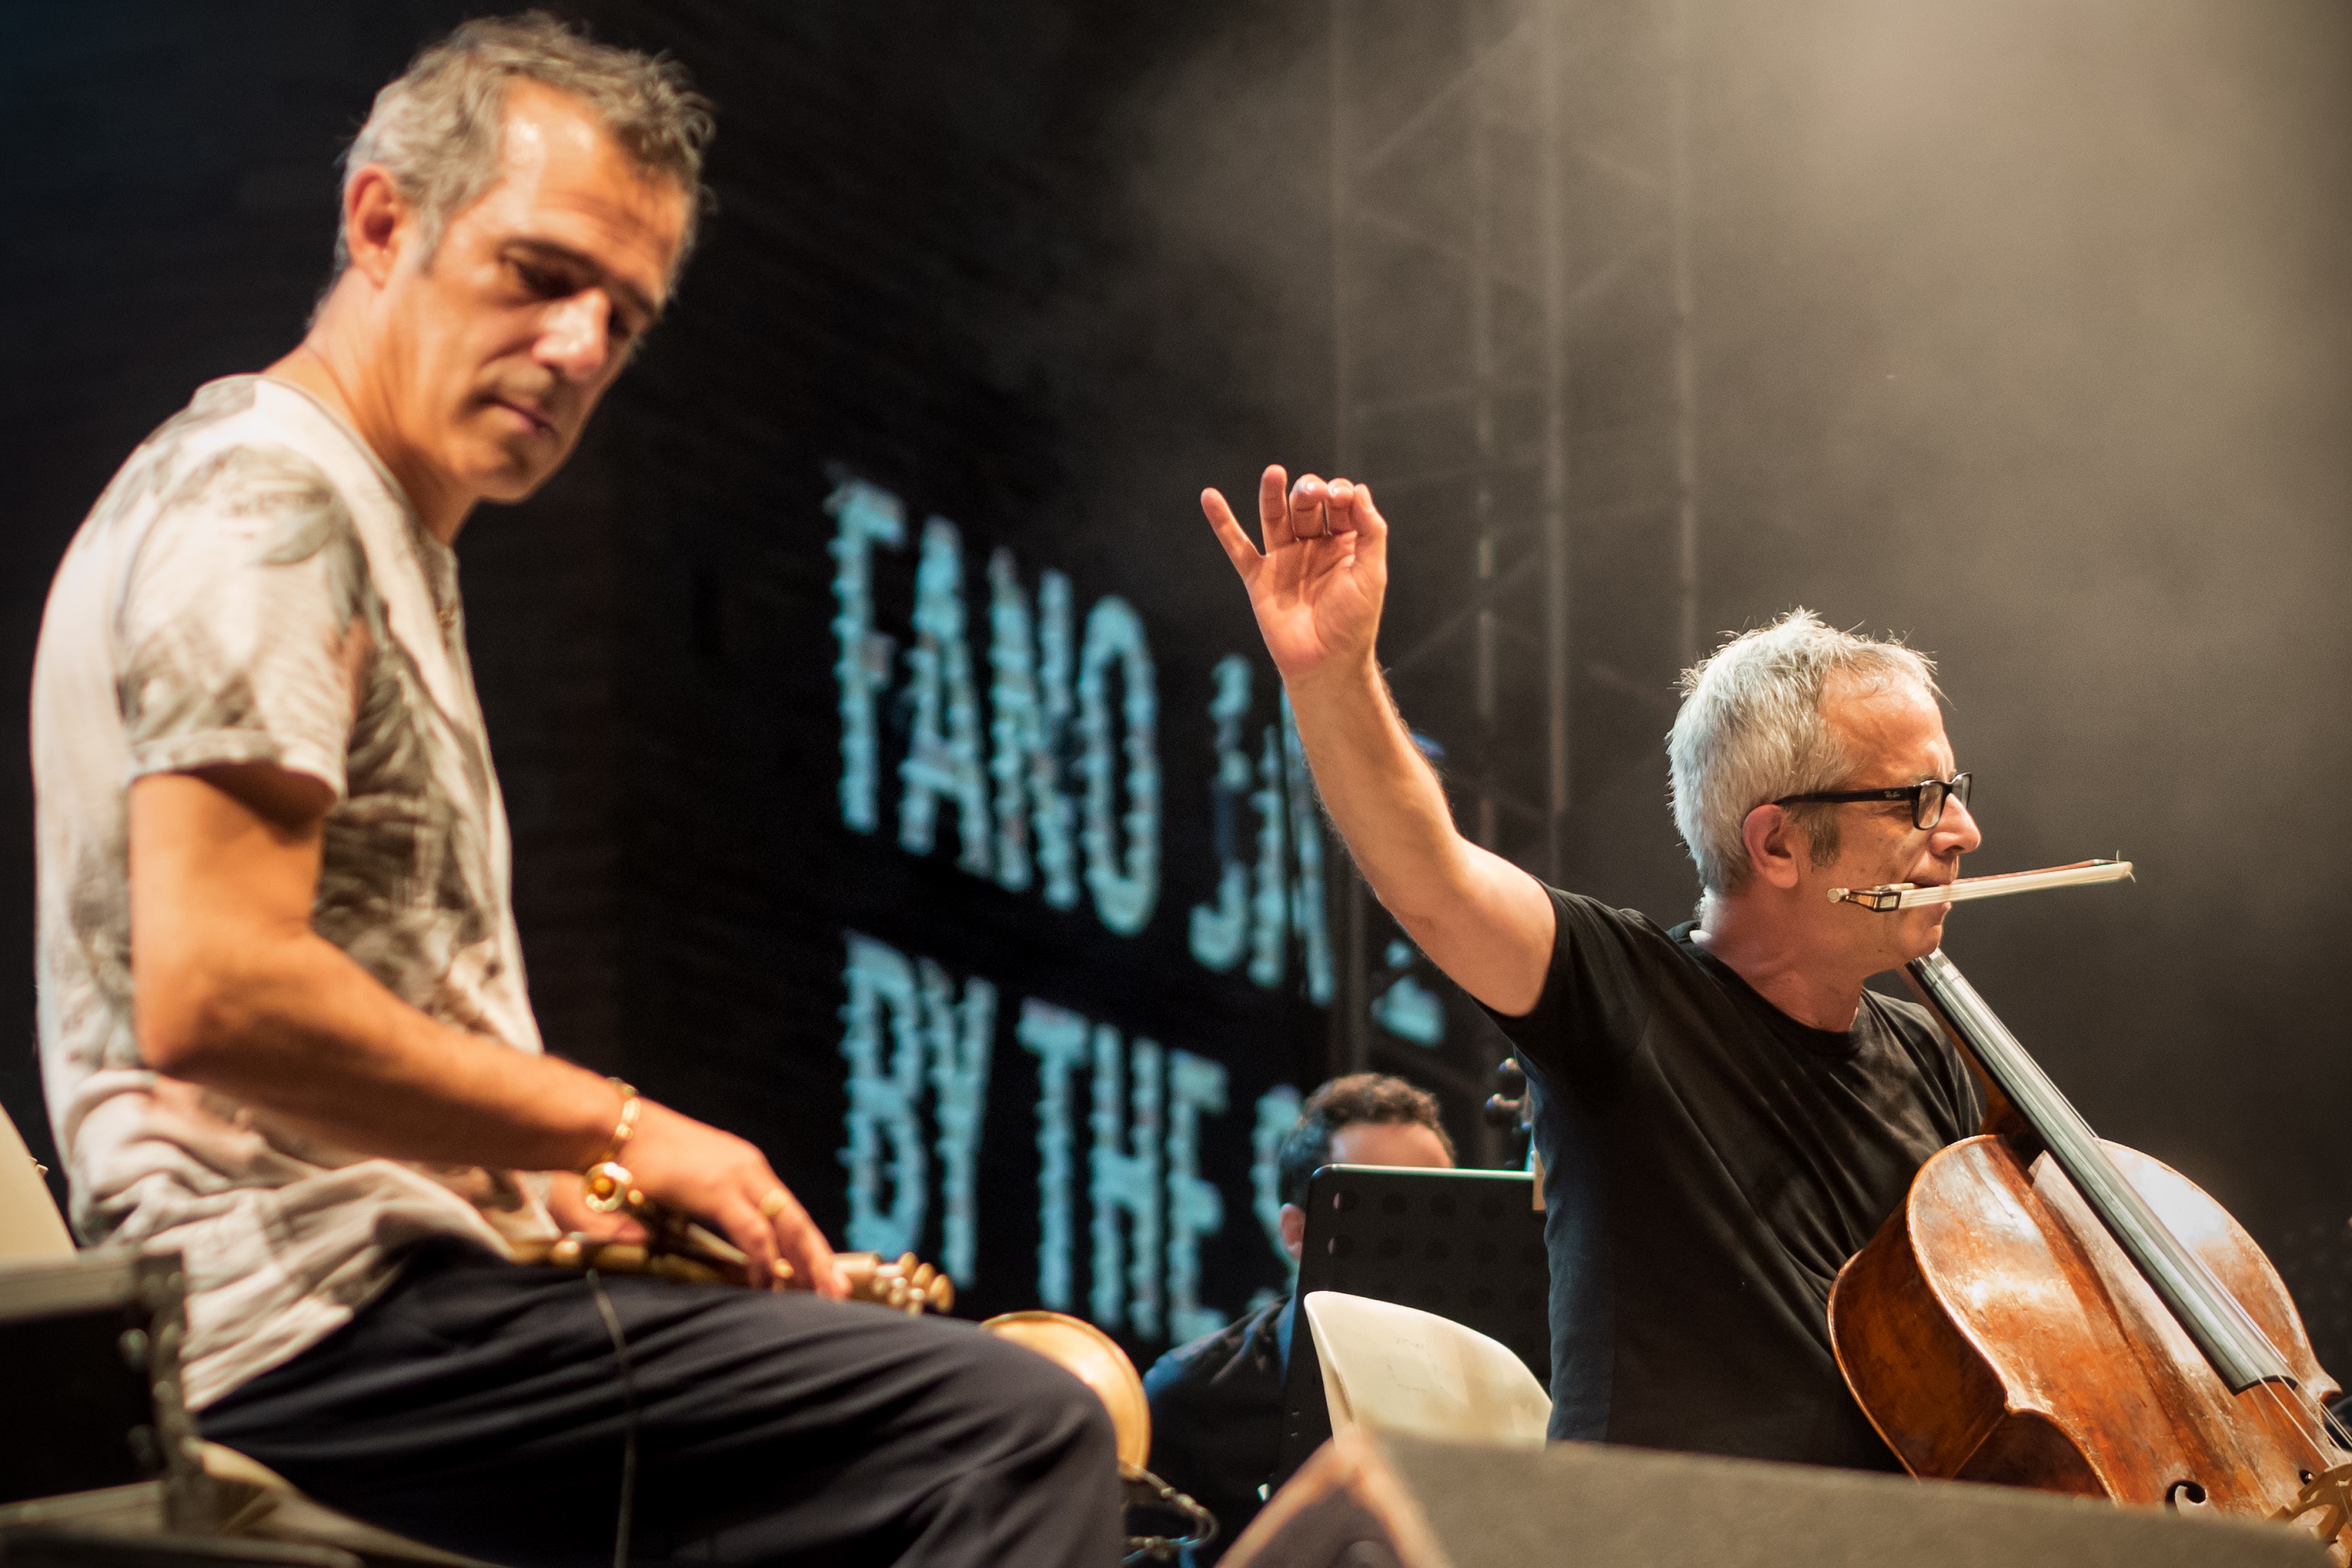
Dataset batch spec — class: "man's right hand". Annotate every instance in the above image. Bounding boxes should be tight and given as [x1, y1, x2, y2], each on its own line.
[1198, 464, 1557, 1018]
[1202, 466, 1390, 691]
[615, 1099, 845, 1297]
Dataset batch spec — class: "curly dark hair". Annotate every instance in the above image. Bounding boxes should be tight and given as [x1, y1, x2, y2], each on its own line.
[1274, 1072, 1456, 1208]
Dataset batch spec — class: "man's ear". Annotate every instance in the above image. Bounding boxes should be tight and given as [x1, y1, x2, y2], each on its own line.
[1278, 1202, 1305, 1262]
[341, 165, 411, 288]
[1739, 802, 1807, 890]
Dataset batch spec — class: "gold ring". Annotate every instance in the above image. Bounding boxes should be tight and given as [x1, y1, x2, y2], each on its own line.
[758, 1189, 790, 1220]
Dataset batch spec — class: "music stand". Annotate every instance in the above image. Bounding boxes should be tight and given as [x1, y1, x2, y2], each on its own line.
[1272, 1163, 1549, 1485]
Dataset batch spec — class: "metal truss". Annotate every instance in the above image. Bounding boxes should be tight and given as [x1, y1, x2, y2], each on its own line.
[1325, 0, 1700, 1155]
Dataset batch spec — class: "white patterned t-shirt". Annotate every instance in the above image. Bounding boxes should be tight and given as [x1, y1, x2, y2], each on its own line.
[32, 376, 558, 1409]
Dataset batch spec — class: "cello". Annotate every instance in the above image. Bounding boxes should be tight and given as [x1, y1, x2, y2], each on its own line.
[1824, 864, 2352, 1559]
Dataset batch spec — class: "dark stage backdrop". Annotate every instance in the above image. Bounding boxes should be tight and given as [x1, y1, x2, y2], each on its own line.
[519, 0, 1366, 1341]
[0, 0, 1374, 1352]
[3, 0, 2348, 1376]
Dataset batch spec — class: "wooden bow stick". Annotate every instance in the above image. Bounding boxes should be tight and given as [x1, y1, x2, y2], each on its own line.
[1830, 858, 2133, 912]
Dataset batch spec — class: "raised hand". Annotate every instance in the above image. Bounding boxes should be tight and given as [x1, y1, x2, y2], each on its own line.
[1200, 463, 1557, 1018]
[1202, 466, 1390, 688]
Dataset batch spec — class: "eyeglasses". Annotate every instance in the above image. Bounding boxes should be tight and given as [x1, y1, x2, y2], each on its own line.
[1772, 772, 1973, 831]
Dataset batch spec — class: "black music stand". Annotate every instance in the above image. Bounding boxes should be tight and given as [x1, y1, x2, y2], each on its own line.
[1272, 1163, 1549, 1485]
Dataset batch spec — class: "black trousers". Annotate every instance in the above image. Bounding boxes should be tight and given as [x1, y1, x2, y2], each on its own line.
[200, 1243, 1123, 1568]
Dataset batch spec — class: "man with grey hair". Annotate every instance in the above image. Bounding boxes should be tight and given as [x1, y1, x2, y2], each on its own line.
[33, 15, 1116, 1565]
[1203, 467, 1985, 1471]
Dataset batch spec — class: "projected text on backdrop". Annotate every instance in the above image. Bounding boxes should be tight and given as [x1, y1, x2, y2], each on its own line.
[826, 474, 1348, 1338]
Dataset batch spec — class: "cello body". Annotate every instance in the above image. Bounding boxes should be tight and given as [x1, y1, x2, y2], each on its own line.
[1831, 1132, 2349, 1550]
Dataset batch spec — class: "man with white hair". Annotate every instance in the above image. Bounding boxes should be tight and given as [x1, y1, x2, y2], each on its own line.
[33, 16, 1116, 1564]
[1202, 467, 1986, 1470]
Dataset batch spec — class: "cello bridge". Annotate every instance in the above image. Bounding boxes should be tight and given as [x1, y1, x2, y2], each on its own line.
[2273, 1462, 2352, 1547]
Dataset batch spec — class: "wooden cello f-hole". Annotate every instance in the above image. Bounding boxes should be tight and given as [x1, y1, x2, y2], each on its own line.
[2166, 1479, 2210, 1511]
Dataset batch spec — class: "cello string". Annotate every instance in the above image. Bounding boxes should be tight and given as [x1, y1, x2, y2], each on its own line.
[2252, 1377, 2343, 1483]
[2246, 1325, 2352, 1459]
[2295, 1385, 2352, 1455]
[2257, 1384, 2352, 1555]
[2254, 1389, 2345, 1552]
[2258, 1372, 2331, 1457]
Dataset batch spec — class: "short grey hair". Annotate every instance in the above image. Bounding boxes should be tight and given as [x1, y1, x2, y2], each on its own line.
[335, 12, 714, 279]
[1668, 609, 1941, 895]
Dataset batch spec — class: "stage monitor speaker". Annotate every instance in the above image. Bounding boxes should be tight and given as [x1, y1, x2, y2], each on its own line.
[0, 1251, 204, 1524]
[1224, 1429, 2330, 1568]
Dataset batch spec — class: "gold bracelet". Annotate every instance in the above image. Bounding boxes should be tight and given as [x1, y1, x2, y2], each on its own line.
[594, 1078, 641, 1168]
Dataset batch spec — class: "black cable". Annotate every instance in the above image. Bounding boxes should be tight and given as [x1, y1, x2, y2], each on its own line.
[585, 1269, 639, 1568]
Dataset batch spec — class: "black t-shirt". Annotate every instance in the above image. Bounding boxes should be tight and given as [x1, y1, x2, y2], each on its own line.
[1485, 888, 1983, 1470]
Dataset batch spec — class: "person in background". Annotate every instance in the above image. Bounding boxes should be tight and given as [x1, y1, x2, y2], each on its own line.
[1142, 1073, 1456, 1563]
